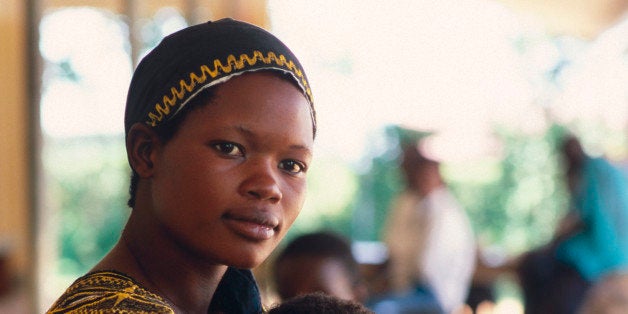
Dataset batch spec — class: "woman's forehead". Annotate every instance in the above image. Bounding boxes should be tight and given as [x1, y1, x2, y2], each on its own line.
[182, 74, 314, 147]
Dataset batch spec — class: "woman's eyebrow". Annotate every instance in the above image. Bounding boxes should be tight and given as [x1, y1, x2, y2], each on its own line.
[229, 125, 312, 155]
[289, 144, 313, 157]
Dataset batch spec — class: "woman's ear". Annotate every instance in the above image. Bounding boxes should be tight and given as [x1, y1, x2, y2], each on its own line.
[126, 123, 160, 178]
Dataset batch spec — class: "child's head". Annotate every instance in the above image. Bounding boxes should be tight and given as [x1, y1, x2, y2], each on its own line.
[267, 292, 374, 314]
[560, 134, 586, 192]
[272, 231, 367, 302]
[400, 142, 442, 196]
[123, 19, 316, 269]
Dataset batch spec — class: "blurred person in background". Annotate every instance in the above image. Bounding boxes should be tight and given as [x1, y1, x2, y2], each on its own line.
[375, 128, 476, 314]
[517, 134, 628, 314]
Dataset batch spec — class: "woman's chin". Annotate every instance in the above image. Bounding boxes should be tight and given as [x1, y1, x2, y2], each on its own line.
[225, 251, 272, 269]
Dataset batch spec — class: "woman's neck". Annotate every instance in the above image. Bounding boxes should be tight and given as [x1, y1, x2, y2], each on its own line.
[93, 210, 228, 313]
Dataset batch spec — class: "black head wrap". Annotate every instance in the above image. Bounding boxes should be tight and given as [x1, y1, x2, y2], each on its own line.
[124, 18, 315, 136]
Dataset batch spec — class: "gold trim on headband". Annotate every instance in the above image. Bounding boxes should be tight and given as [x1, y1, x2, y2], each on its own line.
[146, 50, 313, 127]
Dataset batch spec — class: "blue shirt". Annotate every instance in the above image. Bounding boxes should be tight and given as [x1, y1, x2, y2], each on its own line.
[557, 157, 628, 281]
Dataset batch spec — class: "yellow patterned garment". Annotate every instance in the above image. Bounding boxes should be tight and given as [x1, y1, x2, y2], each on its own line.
[47, 271, 174, 314]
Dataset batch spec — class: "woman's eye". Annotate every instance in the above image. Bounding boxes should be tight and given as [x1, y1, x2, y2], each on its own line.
[279, 160, 306, 174]
[212, 142, 244, 157]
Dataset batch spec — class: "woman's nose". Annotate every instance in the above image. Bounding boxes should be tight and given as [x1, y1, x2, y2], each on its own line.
[239, 160, 282, 203]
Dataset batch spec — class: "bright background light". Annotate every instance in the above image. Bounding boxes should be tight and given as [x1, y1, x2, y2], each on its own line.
[267, 0, 628, 163]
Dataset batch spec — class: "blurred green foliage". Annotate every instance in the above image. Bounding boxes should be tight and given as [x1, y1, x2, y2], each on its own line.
[349, 126, 404, 241]
[45, 135, 129, 274]
[449, 124, 570, 253]
[287, 156, 359, 242]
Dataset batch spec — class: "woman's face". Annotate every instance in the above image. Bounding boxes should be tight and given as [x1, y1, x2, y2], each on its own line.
[150, 72, 314, 268]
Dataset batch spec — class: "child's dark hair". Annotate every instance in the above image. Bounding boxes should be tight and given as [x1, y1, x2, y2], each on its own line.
[267, 292, 374, 314]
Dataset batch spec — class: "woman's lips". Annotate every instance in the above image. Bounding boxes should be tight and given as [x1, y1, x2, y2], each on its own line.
[222, 211, 279, 241]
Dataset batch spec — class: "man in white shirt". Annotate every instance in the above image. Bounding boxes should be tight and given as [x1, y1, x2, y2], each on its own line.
[383, 133, 476, 314]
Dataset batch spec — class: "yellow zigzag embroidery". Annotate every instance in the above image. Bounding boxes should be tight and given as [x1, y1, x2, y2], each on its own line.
[146, 50, 312, 127]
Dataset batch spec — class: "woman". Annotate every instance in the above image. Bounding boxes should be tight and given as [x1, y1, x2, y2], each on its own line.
[47, 18, 316, 314]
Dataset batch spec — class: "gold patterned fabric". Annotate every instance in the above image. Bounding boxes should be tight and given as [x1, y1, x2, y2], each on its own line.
[47, 271, 174, 314]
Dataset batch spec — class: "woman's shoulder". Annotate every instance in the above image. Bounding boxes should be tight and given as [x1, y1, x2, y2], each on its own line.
[46, 270, 174, 314]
